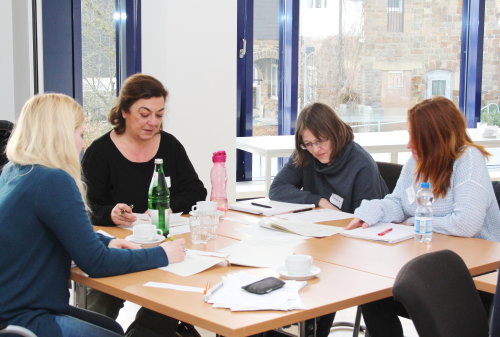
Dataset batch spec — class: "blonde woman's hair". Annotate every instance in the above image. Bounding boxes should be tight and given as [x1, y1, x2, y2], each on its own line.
[6, 93, 88, 207]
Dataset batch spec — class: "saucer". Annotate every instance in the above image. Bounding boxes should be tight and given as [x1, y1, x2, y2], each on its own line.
[277, 265, 321, 280]
[125, 234, 165, 247]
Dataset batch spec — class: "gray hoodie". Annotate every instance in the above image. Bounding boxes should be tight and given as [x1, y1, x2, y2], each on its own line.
[269, 141, 388, 213]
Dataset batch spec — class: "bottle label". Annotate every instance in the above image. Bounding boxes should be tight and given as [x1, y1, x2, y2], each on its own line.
[415, 217, 432, 234]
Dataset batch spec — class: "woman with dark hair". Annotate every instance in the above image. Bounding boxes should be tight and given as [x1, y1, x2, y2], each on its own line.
[270, 102, 388, 212]
[269, 102, 388, 337]
[82, 74, 206, 337]
[347, 96, 500, 337]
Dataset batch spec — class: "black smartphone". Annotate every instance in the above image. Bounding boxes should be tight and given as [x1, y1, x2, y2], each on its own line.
[242, 277, 285, 295]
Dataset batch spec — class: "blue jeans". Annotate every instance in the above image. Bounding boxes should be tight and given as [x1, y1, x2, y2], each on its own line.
[54, 306, 124, 337]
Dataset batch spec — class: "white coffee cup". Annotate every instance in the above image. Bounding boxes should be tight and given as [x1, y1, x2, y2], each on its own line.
[132, 224, 163, 242]
[191, 201, 218, 214]
[285, 254, 313, 276]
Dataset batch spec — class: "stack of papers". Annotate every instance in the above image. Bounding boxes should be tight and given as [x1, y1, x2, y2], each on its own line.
[204, 271, 306, 311]
[341, 223, 414, 243]
[259, 217, 344, 237]
[229, 198, 315, 216]
[276, 208, 353, 222]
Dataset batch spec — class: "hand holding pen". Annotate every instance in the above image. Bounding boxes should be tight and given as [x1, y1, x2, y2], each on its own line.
[111, 203, 137, 227]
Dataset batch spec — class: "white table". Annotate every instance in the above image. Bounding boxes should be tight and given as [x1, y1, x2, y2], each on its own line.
[236, 128, 500, 192]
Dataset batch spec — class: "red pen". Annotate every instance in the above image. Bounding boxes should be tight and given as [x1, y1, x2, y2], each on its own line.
[377, 228, 393, 236]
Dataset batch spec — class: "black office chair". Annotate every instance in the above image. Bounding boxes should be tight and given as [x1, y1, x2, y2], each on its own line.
[376, 161, 403, 193]
[491, 180, 500, 208]
[0, 323, 37, 337]
[393, 249, 489, 337]
[0, 120, 14, 173]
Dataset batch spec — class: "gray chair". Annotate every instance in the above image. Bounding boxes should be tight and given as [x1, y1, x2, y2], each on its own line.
[0, 324, 37, 337]
[393, 249, 489, 337]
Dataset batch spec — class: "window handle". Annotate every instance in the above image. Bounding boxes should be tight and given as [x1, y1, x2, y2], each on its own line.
[239, 38, 246, 59]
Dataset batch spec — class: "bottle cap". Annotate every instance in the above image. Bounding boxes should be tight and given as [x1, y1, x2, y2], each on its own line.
[212, 150, 227, 163]
[421, 182, 430, 188]
[154, 158, 163, 164]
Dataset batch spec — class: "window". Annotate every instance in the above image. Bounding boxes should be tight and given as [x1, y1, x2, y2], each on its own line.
[81, 0, 116, 146]
[426, 70, 452, 99]
[308, 0, 328, 9]
[388, 0, 404, 33]
[270, 64, 279, 98]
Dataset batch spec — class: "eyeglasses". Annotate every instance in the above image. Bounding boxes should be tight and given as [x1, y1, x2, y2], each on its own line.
[300, 137, 329, 150]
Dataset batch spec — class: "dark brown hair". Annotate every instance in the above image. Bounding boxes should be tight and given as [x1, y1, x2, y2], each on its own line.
[408, 96, 489, 198]
[294, 102, 353, 167]
[108, 74, 168, 134]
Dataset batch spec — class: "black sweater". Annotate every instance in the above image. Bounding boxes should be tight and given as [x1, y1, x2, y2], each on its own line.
[82, 131, 207, 226]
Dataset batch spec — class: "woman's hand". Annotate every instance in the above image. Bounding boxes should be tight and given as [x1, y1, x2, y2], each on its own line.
[345, 217, 369, 230]
[160, 238, 186, 264]
[318, 198, 339, 210]
[111, 203, 137, 226]
[108, 238, 141, 249]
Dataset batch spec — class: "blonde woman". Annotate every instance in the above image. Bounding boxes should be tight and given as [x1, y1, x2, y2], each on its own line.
[0, 94, 185, 337]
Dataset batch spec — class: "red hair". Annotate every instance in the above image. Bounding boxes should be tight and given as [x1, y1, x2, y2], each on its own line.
[408, 96, 489, 199]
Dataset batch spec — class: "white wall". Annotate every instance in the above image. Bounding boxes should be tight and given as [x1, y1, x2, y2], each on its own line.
[0, 0, 34, 123]
[142, 1, 237, 202]
[0, 0, 15, 122]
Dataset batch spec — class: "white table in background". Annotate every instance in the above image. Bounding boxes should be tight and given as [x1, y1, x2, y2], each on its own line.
[236, 128, 500, 192]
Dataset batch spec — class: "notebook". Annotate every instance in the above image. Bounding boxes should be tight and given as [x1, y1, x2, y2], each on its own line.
[341, 223, 414, 243]
[229, 198, 315, 216]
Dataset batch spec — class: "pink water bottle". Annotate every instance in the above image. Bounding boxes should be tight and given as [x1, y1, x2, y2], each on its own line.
[210, 150, 228, 211]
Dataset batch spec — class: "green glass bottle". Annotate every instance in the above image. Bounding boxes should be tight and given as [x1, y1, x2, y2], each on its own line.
[148, 158, 170, 236]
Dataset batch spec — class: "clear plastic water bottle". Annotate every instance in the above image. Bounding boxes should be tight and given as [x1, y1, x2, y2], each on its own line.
[210, 150, 228, 211]
[414, 182, 433, 243]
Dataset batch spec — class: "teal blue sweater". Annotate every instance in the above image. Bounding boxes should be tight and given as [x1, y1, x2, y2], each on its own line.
[0, 164, 168, 337]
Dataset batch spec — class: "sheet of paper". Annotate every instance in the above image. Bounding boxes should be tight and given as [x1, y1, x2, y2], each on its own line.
[205, 271, 306, 311]
[144, 281, 204, 293]
[96, 229, 114, 238]
[341, 223, 414, 243]
[259, 217, 344, 237]
[160, 249, 225, 277]
[219, 236, 304, 268]
[276, 208, 353, 223]
[229, 198, 315, 216]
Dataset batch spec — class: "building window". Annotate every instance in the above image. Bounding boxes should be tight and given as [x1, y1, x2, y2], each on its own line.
[426, 70, 452, 99]
[388, 0, 404, 32]
[388, 71, 404, 89]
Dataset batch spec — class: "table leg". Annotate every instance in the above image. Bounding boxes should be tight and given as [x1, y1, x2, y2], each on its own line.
[265, 154, 272, 193]
[298, 318, 316, 337]
[73, 281, 88, 309]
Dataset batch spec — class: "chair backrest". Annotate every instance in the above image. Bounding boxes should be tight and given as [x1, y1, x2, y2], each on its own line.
[0, 324, 37, 337]
[393, 249, 489, 337]
[492, 180, 500, 208]
[376, 161, 403, 193]
[0, 120, 14, 172]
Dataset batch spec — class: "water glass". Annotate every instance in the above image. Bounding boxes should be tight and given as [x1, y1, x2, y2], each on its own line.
[189, 216, 210, 244]
[199, 212, 220, 240]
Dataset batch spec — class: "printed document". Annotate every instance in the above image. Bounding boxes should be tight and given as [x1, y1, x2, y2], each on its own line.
[259, 217, 344, 237]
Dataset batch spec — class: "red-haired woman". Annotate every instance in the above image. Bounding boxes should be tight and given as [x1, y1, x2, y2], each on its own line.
[346, 96, 500, 337]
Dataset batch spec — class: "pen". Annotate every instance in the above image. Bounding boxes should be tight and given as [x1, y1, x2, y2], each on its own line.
[203, 282, 210, 295]
[292, 208, 314, 213]
[377, 228, 393, 236]
[120, 204, 134, 215]
[251, 202, 272, 208]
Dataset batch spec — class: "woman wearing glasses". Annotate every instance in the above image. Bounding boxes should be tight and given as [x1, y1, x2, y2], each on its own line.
[270, 102, 387, 213]
[269, 102, 388, 337]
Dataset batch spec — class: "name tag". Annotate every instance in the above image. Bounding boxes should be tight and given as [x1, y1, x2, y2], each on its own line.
[329, 193, 344, 209]
[406, 186, 415, 204]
